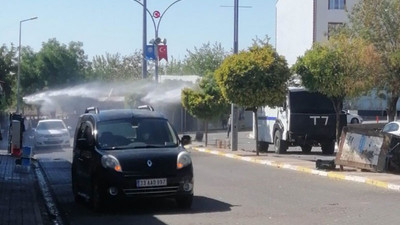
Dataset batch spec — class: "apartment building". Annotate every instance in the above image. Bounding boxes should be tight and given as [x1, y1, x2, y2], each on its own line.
[276, 0, 359, 66]
[276, 0, 397, 118]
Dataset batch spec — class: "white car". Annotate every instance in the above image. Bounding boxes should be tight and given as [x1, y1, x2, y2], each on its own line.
[34, 119, 71, 148]
[382, 121, 400, 136]
[344, 111, 363, 124]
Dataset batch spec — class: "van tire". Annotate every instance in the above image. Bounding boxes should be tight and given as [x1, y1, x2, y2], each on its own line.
[321, 141, 335, 155]
[71, 171, 83, 203]
[91, 182, 105, 212]
[274, 130, 287, 154]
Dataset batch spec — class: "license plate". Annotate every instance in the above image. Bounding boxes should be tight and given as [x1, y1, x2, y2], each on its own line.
[136, 178, 167, 187]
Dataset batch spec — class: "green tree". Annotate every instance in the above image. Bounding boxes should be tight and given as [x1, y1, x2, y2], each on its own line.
[21, 38, 89, 95]
[89, 51, 142, 81]
[293, 34, 382, 141]
[165, 57, 192, 75]
[215, 44, 290, 155]
[181, 72, 228, 146]
[348, 0, 400, 121]
[20, 47, 42, 97]
[0, 44, 17, 110]
[184, 42, 227, 76]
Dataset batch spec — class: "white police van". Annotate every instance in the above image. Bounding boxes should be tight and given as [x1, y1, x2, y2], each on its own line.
[257, 87, 345, 155]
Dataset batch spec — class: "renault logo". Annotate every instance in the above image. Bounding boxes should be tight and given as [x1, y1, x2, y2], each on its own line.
[147, 160, 153, 167]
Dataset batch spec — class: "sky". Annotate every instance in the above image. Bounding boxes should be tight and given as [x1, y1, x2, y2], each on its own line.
[0, 0, 277, 61]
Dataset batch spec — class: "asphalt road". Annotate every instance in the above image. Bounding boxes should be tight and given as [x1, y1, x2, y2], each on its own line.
[34, 145, 400, 225]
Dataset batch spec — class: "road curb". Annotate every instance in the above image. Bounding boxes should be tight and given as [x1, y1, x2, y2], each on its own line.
[33, 159, 65, 225]
[191, 146, 400, 192]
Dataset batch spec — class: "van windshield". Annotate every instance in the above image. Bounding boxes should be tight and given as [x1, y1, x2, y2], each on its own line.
[289, 91, 335, 114]
[96, 118, 178, 150]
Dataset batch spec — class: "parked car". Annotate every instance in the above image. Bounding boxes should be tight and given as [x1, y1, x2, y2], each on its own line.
[71, 107, 193, 211]
[344, 111, 363, 124]
[34, 119, 71, 148]
[382, 121, 400, 136]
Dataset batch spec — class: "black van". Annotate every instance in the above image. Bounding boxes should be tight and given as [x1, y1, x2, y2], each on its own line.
[71, 107, 193, 211]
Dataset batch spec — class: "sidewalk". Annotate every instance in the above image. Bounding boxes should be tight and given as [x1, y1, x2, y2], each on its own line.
[0, 152, 52, 225]
[189, 130, 400, 192]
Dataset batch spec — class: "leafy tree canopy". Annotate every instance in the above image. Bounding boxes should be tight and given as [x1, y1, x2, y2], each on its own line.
[293, 34, 381, 102]
[215, 44, 290, 109]
[181, 72, 228, 121]
[348, 0, 400, 120]
[89, 51, 142, 82]
[0, 44, 17, 110]
[167, 42, 227, 76]
[33, 39, 88, 89]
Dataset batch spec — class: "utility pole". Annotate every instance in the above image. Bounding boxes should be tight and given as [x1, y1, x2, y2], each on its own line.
[141, 0, 147, 79]
[230, 0, 239, 151]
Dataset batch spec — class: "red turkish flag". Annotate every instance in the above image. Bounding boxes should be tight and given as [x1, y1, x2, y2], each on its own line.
[158, 45, 168, 61]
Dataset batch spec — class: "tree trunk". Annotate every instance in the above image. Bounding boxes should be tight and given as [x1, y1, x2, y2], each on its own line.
[253, 109, 259, 156]
[204, 120, 208, 146]
[332, 98, 343, 145]
[387, 94, 399, 122]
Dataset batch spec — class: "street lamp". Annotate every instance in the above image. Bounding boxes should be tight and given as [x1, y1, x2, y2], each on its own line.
[17, 16, 38, 114]
[132, 0, 182, 82]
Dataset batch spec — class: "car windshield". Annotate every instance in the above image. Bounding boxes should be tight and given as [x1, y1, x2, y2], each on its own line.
[96, 118, 178, 150]
[36, 121, 66, 130]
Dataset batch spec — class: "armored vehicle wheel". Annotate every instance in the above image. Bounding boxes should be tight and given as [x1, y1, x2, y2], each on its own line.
[274, 130, 287, 154]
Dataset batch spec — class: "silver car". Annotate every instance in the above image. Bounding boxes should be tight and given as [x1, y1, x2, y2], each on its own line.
[34, 119, 71, 148]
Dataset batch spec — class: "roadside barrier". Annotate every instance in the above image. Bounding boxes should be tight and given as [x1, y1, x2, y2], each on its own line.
[336, 124, 400, 173]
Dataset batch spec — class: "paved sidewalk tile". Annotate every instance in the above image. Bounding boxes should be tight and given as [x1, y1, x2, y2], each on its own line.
[0, 154, 51, 225]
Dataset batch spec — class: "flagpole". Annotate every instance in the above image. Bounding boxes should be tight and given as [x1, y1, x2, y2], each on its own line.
[155, 30, 159, 83]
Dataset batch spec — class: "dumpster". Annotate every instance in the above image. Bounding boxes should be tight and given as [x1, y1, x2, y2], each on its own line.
[336, 123, 400, 173]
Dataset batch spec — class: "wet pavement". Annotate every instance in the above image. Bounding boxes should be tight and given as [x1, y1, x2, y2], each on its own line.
[2, 129, 400, 225]
[188, 130, 400, 192]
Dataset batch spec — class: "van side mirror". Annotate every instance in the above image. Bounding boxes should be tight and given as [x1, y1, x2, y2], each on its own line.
[181, 135, 191, 146]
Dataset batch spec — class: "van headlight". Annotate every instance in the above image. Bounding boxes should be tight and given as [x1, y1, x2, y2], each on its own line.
[177, 152, 191, 169]
[101, 155, 122, 172]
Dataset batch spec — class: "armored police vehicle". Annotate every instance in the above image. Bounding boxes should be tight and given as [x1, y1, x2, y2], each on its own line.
[257, 87, 345, 155]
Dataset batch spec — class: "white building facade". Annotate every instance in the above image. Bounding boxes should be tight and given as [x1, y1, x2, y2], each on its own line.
[275, 0, 400, 118]
[276, 0, 359, 66]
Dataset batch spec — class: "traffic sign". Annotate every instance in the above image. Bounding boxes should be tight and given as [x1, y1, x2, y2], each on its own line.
[153, 10, 160, 18]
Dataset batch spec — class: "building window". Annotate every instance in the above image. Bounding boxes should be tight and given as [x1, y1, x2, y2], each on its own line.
[328, 22, 344, 39]
[329, 0, 346, 10]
